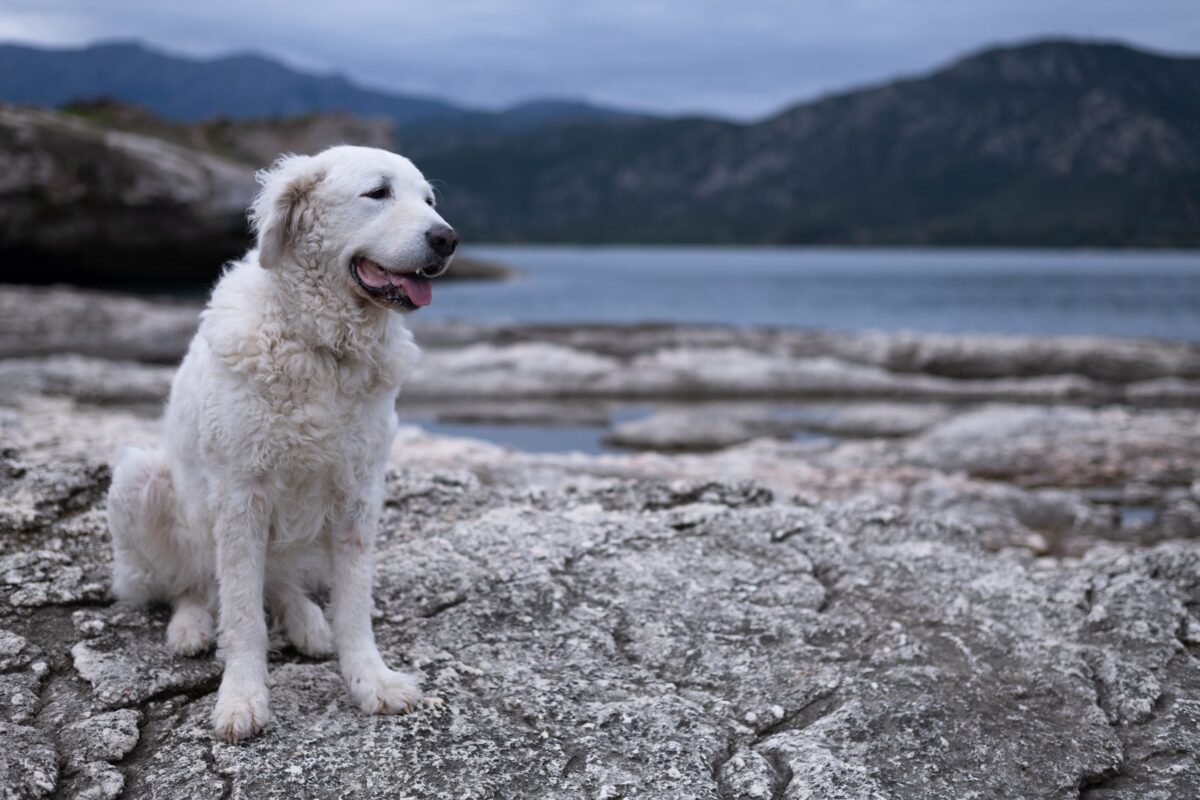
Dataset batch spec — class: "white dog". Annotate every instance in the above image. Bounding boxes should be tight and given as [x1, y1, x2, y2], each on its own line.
[106, 145, 457, 741]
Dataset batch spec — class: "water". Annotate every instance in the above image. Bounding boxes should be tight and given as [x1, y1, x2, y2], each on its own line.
[410, 418, 627, 454]
[426, 246, 1200, 341]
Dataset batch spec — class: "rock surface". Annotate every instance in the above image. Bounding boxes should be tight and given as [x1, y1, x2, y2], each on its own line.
[1, 287, 1199, 798]
[0, 109, 510, 288]
[3, 285, 1199, 406]
[0, 104, 254, 282]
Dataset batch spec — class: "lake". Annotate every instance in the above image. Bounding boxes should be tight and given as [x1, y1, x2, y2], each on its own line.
[427, 246, 1200, 341]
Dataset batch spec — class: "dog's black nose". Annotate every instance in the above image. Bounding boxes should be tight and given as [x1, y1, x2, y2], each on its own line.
[426, 225, 459, 258]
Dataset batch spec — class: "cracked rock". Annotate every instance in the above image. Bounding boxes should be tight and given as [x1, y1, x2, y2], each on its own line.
[71, 607, 222, 709]
[1, 303, 1200, 797]
[59, 708, 141, 770]
[62, 762, 126, 800]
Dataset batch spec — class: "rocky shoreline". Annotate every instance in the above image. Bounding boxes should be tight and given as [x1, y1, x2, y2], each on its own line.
[2, 284, 1199, 798]
[0, 106, 510, 287]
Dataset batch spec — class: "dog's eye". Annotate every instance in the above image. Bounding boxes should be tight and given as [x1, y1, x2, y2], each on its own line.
[362, 186, 391, 200]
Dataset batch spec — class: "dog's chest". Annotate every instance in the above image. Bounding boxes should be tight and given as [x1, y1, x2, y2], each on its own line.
[223, 344, 401, 476]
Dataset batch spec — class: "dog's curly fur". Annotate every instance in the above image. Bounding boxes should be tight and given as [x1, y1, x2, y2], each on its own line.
[107, 146, 453, 741]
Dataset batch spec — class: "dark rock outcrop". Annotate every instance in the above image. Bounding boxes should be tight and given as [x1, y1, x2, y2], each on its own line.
[0, 105, 255, 284]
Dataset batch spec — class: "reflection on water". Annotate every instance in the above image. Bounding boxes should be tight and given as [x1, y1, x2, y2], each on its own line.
[401, 401, 837, 455]
[411, 419, 627, 454]
[400, 403, 652, 454]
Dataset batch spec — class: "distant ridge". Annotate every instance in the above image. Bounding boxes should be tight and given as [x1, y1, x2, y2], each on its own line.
[405, 38, 1200, 246]
[0, 40, 638, 129]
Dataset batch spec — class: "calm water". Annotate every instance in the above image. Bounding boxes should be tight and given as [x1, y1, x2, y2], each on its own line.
[426, 246, 1200, 341]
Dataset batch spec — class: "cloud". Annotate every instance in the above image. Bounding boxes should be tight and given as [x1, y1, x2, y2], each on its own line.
[2, 0, 1198, 118]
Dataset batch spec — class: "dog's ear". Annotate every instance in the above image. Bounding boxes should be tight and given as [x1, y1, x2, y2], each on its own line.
[249, 154, 326, 268]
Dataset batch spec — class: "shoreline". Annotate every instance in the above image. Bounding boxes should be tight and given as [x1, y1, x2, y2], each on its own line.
[2, 282, 1199, 796]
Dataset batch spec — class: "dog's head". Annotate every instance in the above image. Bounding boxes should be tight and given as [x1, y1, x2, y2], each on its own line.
[250, 146, 456, 313]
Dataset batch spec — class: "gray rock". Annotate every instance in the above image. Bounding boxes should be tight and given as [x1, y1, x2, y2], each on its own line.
[0, 105, 254, 284]
[0, 629, 31, 669]
[58, 708, 141, 770]
[68, 491, 1191, 799]
[824, 329, 1200, 383]
[1, 299, 1199, 797]
[603, 402, 956, 453]
[0, 672, 42, 725]
[61, 762, 125, 800]
[0, 356, 174, 407]
[0, 451, 111, 537]
[786, 401, 956, 437]
[0, 285, 200, 362]
[902, 405, 1200, 488]
[604, 407, 790, 451]
[3, 285, 1199, 408]
[1, 551, 107, 607]
[0, 722, 57, 798]
[71, 607, 223, 709]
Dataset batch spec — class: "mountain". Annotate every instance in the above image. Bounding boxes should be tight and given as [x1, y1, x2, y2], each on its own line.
[408, 40, 1200, 247]
[1, 38, 1198, 246]
[0, 40, 639, 131]
[0, 41, 470, 124]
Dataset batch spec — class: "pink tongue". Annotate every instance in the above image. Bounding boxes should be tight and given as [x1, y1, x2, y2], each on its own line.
[391, 272, 432, 307]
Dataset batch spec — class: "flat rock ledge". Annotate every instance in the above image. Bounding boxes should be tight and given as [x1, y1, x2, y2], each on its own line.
[2, 285, 1199, 798]
[2, 430, 1199, 798]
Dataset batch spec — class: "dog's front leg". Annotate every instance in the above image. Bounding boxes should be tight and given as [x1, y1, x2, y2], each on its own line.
[329, 511, 425, 714]
[211, 481, 272, 742]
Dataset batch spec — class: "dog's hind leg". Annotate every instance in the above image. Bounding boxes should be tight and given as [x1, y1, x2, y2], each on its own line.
[270, 581, 334, 659]
[107, 447, 175, 604]
[167, 592, 215, 656]
[109, 448, 218, 657]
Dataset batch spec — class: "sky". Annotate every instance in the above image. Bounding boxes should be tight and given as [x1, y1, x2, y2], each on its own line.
[1, 0, 1198, 119]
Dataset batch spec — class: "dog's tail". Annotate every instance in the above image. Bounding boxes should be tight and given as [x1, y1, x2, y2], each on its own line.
[107, 446, 177, 604]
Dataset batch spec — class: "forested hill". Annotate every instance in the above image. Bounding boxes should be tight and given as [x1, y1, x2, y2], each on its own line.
[406, 40, 1200, 246]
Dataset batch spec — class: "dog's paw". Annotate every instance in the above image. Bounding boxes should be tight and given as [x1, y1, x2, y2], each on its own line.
[346, 667, 425, 715]
[166, 605, 215, 657]
[285, 602, 334, 659]
[212, 682, 270, 742]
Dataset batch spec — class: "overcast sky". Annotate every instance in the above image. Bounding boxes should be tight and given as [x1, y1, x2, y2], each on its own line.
[1, 0, 1197, 119]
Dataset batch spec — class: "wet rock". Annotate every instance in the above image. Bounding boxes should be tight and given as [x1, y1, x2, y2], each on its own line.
[603, 408, 788, 451]
[602, 402, 956, 453]
[418, 323, 1200, 385]
[902, 405, 1200, 488]
[787, 401, 955, 437]
[824, 329, 1200, 383]
[411, 345, 1124, 404]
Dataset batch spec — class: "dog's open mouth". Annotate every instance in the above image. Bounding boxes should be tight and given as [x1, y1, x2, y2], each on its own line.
[350, 256, 433, 310]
